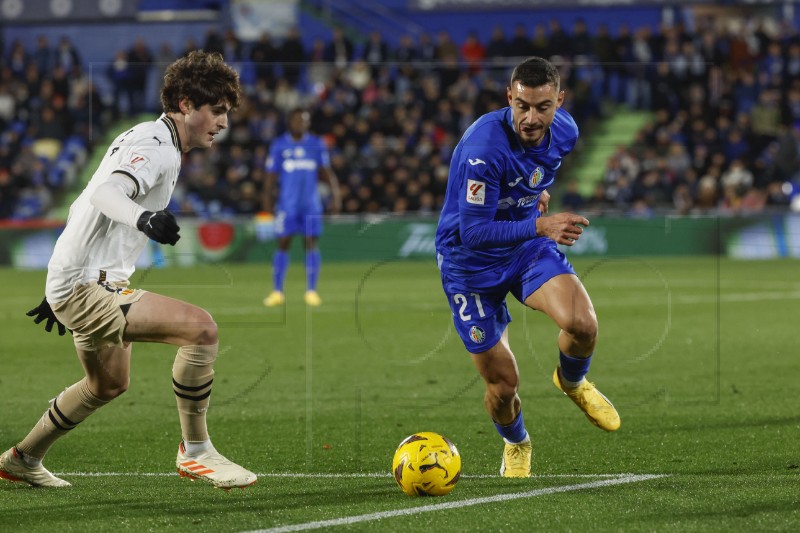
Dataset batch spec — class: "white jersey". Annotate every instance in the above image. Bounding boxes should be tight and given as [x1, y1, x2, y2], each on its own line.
[46, 114, 183, 303]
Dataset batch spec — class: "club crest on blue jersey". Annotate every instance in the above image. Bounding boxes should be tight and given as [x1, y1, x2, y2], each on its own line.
[469, 326, 486, 343]
[529, 166, 544, 188]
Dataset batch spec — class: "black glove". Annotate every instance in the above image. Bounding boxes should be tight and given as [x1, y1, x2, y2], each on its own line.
[26, 297, 67, 336]
[136, 209, 180, 245]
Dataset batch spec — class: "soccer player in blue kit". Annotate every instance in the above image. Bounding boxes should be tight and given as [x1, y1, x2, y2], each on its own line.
[262, 108, 340, 307]
[435, 57, 620, 478]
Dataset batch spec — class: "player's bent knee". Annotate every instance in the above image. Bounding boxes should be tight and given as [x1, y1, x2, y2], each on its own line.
[563, 312, 598, 344]
[186, 308, 218, 346]
[90, 378, 129, 401]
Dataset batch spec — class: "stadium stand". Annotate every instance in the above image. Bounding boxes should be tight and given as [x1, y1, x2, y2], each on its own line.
[2, 1, 799, 220]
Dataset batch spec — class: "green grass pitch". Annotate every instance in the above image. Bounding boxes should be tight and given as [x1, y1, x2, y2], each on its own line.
[0, 257, 798, 532]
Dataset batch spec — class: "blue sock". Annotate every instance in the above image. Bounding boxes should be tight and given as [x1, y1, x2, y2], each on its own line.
[559, 351, 592, 383]
[273, 250, 289, 292]
[494, 411, 528, 444]
[305, 249, 320, 291]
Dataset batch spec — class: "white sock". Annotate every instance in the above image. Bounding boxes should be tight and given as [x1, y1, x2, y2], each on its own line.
[503, 434, 531, 445]
[184, 440, 212, 456]
[562, 376, 586, 389]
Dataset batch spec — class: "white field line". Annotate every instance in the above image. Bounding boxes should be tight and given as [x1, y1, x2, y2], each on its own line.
[55, 471, 632, 479]
[241, 474, 667, 533]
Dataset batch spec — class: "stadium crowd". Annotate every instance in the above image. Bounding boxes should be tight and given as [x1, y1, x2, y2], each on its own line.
[1, 15, 798, 220]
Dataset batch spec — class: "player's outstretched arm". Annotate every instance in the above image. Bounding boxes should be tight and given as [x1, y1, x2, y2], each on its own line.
[26, 297, 68, 336]
[535, 213, 589, 246]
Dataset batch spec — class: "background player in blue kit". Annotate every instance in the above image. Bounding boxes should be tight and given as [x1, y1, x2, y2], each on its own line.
[435, 57, 620, 478]
[262, 108, 341, 307]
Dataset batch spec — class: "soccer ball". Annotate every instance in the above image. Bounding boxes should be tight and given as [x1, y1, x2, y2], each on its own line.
[391, 431, 462, 496]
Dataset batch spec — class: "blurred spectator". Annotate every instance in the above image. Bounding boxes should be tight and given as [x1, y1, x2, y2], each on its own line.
[127, 38, 154, 115]
[394, 34, 418, 64]
[416, 32, 438, 66]
[571, 19, 594, 58]
[55, 36, 81, 73]
[460, 30, 486, 74]
[324, 27, 354, 69]
[203, 28, 224, 56]
[151, 43, 176, 111]
[307, 38, 332, 89]
[548, 19, 571, 58]
[280, 26, 305, 85]
[435, 30, 460, 89]
[524, 23, 547, 60]
[221, 28, 244, 62]
[486, 26, 508, 62]
[31, 35, 53, 75]
[107, 50, 132, 119]
[362, 30, 389, 76]
[560, 180, 586, 211]
[251, 32, 279, 86]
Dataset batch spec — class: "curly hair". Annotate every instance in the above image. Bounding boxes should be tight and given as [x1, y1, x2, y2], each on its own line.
[160, 50, 241, 113]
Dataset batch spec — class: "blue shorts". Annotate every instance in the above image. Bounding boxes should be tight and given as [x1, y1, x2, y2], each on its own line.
[438, 238, 575, 353]
[275, 210, 322, 237]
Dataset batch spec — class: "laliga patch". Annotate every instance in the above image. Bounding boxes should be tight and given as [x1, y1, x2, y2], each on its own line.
[469, 326, 486, 343]
[120, 153, 150, 173]
[466, 179, 486, 205]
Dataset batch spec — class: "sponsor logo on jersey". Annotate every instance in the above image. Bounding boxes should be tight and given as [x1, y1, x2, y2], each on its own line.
[496, 196, 515, 210]
[468, 158, 486, 166]
[469, 326, 486, 343]
[282, 159, 318, 172]
[496, 194, 539, 209]
[529, 166, 544, 188]
[508, 176, 524, 187]
[120, 153, 150, 173]
[466, 179, 486, 205]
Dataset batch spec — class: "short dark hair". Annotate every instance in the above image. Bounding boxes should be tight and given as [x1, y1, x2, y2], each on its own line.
[510, 57, 560, 91]
[160, 50, 241, 113]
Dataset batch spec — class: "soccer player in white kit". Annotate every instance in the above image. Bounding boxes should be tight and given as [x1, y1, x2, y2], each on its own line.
[0, 51, 257, 489]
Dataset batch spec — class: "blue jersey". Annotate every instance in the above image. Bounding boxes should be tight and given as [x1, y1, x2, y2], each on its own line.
[435, 106, 578, 270]
[266, 132, 330, 214]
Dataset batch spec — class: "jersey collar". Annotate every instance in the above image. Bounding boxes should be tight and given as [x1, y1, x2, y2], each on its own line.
[160, 114, 183, 152]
